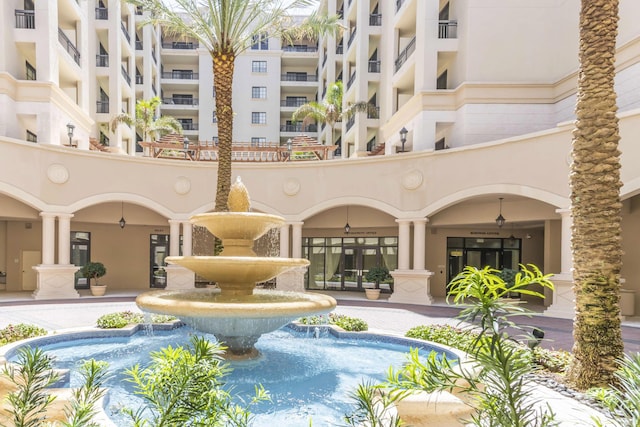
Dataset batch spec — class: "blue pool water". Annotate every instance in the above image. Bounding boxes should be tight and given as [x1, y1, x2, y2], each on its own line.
[17, 326, 452, 426]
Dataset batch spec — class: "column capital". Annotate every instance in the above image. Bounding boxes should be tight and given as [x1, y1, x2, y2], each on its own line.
[39, 212, 58, 219]
[289, 221, 304, 227]
[555, 208, 572, 216]
[411, 217, 428, 225]
[168, 219, 183, 226]
[57, 213, 74, 220]
[395, 218, 412, 225]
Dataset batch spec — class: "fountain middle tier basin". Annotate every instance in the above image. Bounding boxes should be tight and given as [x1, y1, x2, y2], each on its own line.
[165, 256, 310, 294]
[136, 289, 336, 357]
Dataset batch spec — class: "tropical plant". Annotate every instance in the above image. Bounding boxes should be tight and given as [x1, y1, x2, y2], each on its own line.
[129, 0, 342, 212]
[0, 323, 47, 346]
[122, 335, 269, 426]
[80, 262, 106, 286]
[364, 265, 391, 290]
[291, 80, 378, 150]
[57, 359, 111, 427]
[567, 0, 624, 390]
[1, 346, 59, 427]
[110, 96, 182, 142]
[359, 265, 558, 427]
[591, 353, 640, 427]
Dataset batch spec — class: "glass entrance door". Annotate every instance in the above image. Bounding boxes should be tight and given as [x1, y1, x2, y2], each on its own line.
[150, 234, 169, 288]
[71, 232, 90, 289]
[341, 247, 379, 290]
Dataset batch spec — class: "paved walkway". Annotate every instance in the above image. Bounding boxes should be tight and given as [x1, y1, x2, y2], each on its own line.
[0, 291, 638, 426]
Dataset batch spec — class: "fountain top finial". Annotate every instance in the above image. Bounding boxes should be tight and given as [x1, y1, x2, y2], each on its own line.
[228, 176, 251, 213]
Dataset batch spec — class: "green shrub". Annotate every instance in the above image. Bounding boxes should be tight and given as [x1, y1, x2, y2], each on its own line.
[297, 312, 368, 332]
[532, 347, 572, 373]
[0, 323, 47, 346]
[96, 311, 177, 329]
[406, 324, 478, 352]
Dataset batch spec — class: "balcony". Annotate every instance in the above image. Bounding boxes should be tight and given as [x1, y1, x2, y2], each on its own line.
[162, 98, 199, 106]
[135, 40, 143, 50]
[336, 44, 344, 55]
[283, 46, 318, 53]
[121, 66, 131, 86]
[95, 7, 108, 20]
[96, 54, 109, 67]
[369, 14, 382, 26]
[394, 36, 416, 73]
[280, 99, 308, 107]
[96, 101, 109, 114]
[162, 41, 198, 49]
[368, 60, 380, 73]
[161, 71, 199, 80]
[121, 22, 131, 43]
[396, 0, 405, 12]
[438, 20, 458, 39]
[281, 74, 318, 82]
[367, 106, 380, 119]
[58, 29, 80, 65]
[180, 122, 199, 131]
[346, 116, 355, 131]
[135, 75, 143, 84]
[280, 124, 317, 133]
[346, 72, 356, 90]
[15, 10, 35, 29]
[151, 49, 157, 62]
[347, 28, 357, 48]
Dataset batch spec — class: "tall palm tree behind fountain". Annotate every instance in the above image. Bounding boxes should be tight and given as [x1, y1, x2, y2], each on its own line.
[136, 178, 336, 358]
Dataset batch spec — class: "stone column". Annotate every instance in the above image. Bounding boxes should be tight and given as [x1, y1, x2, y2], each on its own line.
[279, 224, 290, 258]
[277, 222, 305, 292]
[412, 218, 427, 271]
[396, 219, 411, 270]
[33, 212, 80, 299]
[544, 208, 574, 319]
[57, 213, 73, 265]
[166, 219, 195, 290]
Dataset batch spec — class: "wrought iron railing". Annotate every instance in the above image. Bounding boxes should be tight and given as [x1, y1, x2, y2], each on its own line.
[281, 74, 318, 82]
[95, 7, 108, 20]
[96, 55, 109, 67]
[280, 99, 308, 107]
[162, 97, 199, 106]
[438, 20, 458, 39]
[121, 66, 131, 86]
[96, 101, 109, 114]
[58, 29, 80, 65]
[121, 22, 130, 43]
[394, 36, 416, 72]
[15, 10, 35, 29]
[280, 124, 318, 133]
[369, 14, 382, 26]
[162, 41, 198, 49]
[161, 71, 199, 80]
[368, 60, 381, 73]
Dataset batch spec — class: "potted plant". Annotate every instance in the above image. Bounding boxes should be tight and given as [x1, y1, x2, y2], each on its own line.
[364, 266, 390, 300]
[81, 262, 107, 296]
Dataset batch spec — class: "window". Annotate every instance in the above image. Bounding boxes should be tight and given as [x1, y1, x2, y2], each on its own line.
[251, 112, 266, 124]
[252, 86, 267, 99]
[71, 231, 90, 288]
[26, 130, 37, 142]
[251, 33, 269, 50]
[252, 60, 267, 73]
[25, 61, 36, 80]
[212, 111, 217, 123]
[251, 137, 267, 146]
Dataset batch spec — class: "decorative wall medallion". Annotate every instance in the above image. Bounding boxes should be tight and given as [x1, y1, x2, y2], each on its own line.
[174, 176, 191, 194]
[47, 164, 69, 184]
[402, 170, 423, 190]
[283, 178, 301, 196]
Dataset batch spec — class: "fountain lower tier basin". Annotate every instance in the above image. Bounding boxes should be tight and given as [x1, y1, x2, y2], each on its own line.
[136, 289, 336, 357]
[165, 256, 310, 294]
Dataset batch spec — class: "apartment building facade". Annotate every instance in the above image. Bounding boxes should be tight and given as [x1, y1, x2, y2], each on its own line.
[1, 0, 640, 318]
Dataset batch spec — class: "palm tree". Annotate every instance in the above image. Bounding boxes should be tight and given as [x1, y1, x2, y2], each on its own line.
[291, 80, 377, 153]
[111, 96, 182, 142]
[566, 0, 624, 390]
[129, 0, 341, 212]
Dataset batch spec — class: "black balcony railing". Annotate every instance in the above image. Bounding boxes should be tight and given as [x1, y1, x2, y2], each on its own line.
[282, 45, 318, 53]
[346, 116, 355, 131]
[135, 40, 143, 50]
[96, 101, 109, 114]
[280, 99, 308, 107]
[162, 41, 198, 49]
[280, 124, 317, 133]
[336, 44, 344, 55]
[135, 75, 143, 84]
[180, 122, 199, 130]
[367, 106, 380, 119]
[58, 29, 80, 65]
[121, 22, 130, 42]
[281, 74, 318, 82]
[348, 28, 357, 48]
[121, 66, 131, 86]
[162, 97, 199, 106]
[96, 54, 109, 67]
[369, 14, 382, 26]
[15, 9, 35, 29]
[396, 0, 405, 12]
[152, 85, 157, 95]
[394, 36, 416, 72]
[368, 60, 381, 73]
[151, 49, 157, 62]
[438, 20, 458, 39]
[95, 7, 108, 20]
[346, 72, 356, 90]
[322, 54, 328, 67]
[161, 71, 199, 80]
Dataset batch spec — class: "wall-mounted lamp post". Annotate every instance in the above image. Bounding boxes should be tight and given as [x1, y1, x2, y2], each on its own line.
[399, 127, 408, 153]
[66, 122, 76, 147]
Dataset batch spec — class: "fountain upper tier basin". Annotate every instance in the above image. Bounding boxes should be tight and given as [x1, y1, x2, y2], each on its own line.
[191, 212, 284, 241]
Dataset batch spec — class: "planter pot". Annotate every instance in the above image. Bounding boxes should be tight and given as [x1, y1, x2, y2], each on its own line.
[90, 285, 107, 296]
[365, 288, 381, 300]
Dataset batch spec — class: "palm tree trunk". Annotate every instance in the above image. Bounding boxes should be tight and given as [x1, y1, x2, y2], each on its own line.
[213, 51, 235, 212]
[567, 0, 624, 389]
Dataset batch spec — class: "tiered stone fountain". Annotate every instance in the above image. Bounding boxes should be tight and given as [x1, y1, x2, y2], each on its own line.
[136, 178, 336, 358]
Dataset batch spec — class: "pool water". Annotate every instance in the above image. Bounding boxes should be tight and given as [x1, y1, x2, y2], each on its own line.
[29, 327, 445, 426]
